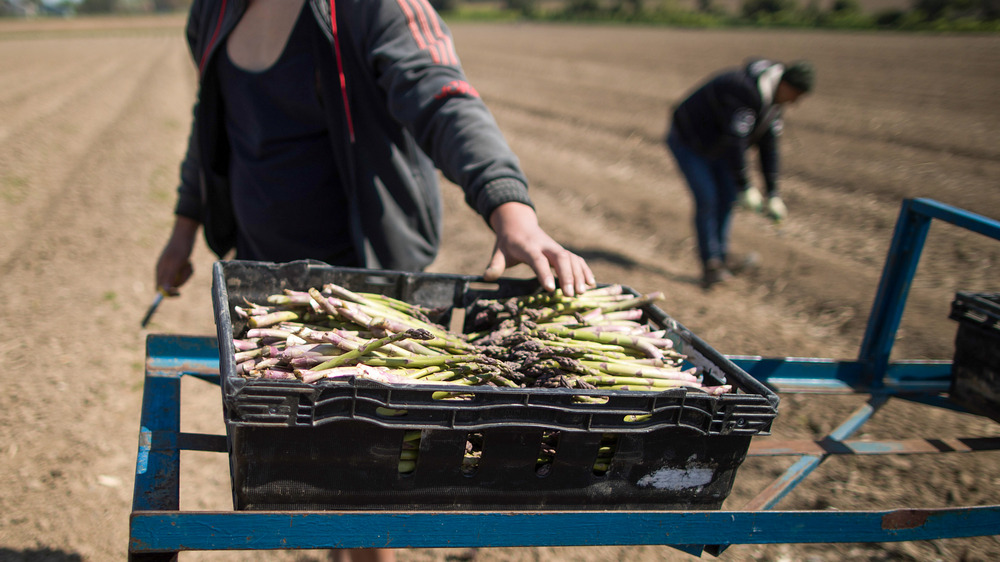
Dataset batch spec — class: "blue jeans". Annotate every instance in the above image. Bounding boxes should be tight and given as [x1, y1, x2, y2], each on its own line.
[667, 128, 739, 267]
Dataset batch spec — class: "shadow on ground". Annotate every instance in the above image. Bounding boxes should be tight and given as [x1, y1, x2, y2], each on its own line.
[569, 246, 701, 288]
[0, 548, 83, 562]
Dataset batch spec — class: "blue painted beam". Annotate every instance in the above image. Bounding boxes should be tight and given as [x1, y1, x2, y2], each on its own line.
[727, 356, 951, 393]
[146, 334, 220, 377]
[727, 356, 865, 391]
[132, 371, 181, 512]
[858, 199, 932, 385]
[857, 198, 1000, 387]
[128, 506, 1000, 552]
[910, 197, 1000, 241]
[749, 436, 1000, 456]
[741, 394, 890, 512]
[132, 336, 224, 514]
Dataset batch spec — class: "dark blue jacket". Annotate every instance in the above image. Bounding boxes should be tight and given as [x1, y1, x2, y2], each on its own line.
[176, 0, 533, 270]
[669, 59, 785, 196]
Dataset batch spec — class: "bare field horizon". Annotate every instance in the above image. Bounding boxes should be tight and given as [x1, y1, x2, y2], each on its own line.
[0, 14, 998, 562]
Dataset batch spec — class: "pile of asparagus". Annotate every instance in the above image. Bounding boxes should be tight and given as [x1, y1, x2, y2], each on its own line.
[231, 281, 732, 396]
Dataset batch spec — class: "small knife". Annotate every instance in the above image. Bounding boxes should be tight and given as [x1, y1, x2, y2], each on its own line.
[141, 289, 168, 328]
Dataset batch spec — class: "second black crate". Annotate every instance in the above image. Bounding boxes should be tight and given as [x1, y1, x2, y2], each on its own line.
[949, 291, 1000, 423]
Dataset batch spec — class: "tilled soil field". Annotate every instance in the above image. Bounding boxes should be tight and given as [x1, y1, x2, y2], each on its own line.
[0, 14, 998, 562]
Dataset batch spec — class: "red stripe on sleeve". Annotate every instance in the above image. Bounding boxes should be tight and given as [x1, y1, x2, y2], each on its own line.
[404, 0, 446, 65]
[414, 0, 457, 65]
[395, 0, 440, 64]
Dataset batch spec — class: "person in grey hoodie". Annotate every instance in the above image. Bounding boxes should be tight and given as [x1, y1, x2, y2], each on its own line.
[155, 0, 595, 306]
[666, 58, 814, 289]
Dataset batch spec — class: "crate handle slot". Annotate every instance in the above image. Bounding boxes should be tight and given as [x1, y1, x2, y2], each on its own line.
[572, 394, 610, 405]
[449, 306, 467, 334]
[468, 281, 501, 291]
[398, 430, 421, 476]
[361, 274, 396, 287]
[462, 431, 483, 476]
[592, 433, 618, 475]
[375, 407, 408, 418]
[433, 391, 475, 401]
[535, 431, 559, 477]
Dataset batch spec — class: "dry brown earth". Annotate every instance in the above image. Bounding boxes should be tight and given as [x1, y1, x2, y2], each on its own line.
[0, 14, 998, 562]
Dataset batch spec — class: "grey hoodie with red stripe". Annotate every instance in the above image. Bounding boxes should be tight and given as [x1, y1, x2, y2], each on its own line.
[175, 0, 533, 271]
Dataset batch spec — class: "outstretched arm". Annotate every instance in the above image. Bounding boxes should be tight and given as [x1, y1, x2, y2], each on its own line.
[483, 202, 595, 297]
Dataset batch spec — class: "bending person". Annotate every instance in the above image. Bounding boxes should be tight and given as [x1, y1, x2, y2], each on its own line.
[666, 58, 814, 289]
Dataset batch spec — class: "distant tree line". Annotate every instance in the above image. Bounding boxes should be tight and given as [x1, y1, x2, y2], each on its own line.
[0, 0, 190, 17]
[76, 0, 189, 14]
[736, 0, 999, 29]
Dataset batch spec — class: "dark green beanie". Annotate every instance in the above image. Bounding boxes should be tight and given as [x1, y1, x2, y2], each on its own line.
[782, 60, 815, 93]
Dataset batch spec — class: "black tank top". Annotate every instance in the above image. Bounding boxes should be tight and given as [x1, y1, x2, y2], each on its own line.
[218, 3, 356, 265]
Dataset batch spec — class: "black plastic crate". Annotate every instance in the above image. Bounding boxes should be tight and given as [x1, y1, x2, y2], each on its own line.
[212, 260, 780, 511]
[949, 292, 1000, 423]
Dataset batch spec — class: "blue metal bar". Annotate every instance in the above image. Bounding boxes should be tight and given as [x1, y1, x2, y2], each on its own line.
[742, 393, 890, 513]
[858, 199, 934, 387]
[132, 337, 190, 516]
[910, 197, 1000, 240]
[128, 506, 1000, 552]
[145, 333, 220, 378]
[131, 372, 181, 513]
[709, 198, 999, 557]
[704, 394, 893, 556]
[728, 356, 952, 394]
[130, 335, 225, 561]
[749, 436, 1000, 457]
[857, 198, 1000, 387]
[728, 356, 866, 391]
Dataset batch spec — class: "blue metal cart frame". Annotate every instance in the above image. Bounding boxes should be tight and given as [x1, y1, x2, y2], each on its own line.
[129, 198, 1000, 560]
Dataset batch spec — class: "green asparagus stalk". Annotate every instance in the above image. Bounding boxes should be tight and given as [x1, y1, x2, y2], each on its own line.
[247, 310, 300, 329]
[310, 328, 435, 371]
[578, 361, 698, 381]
